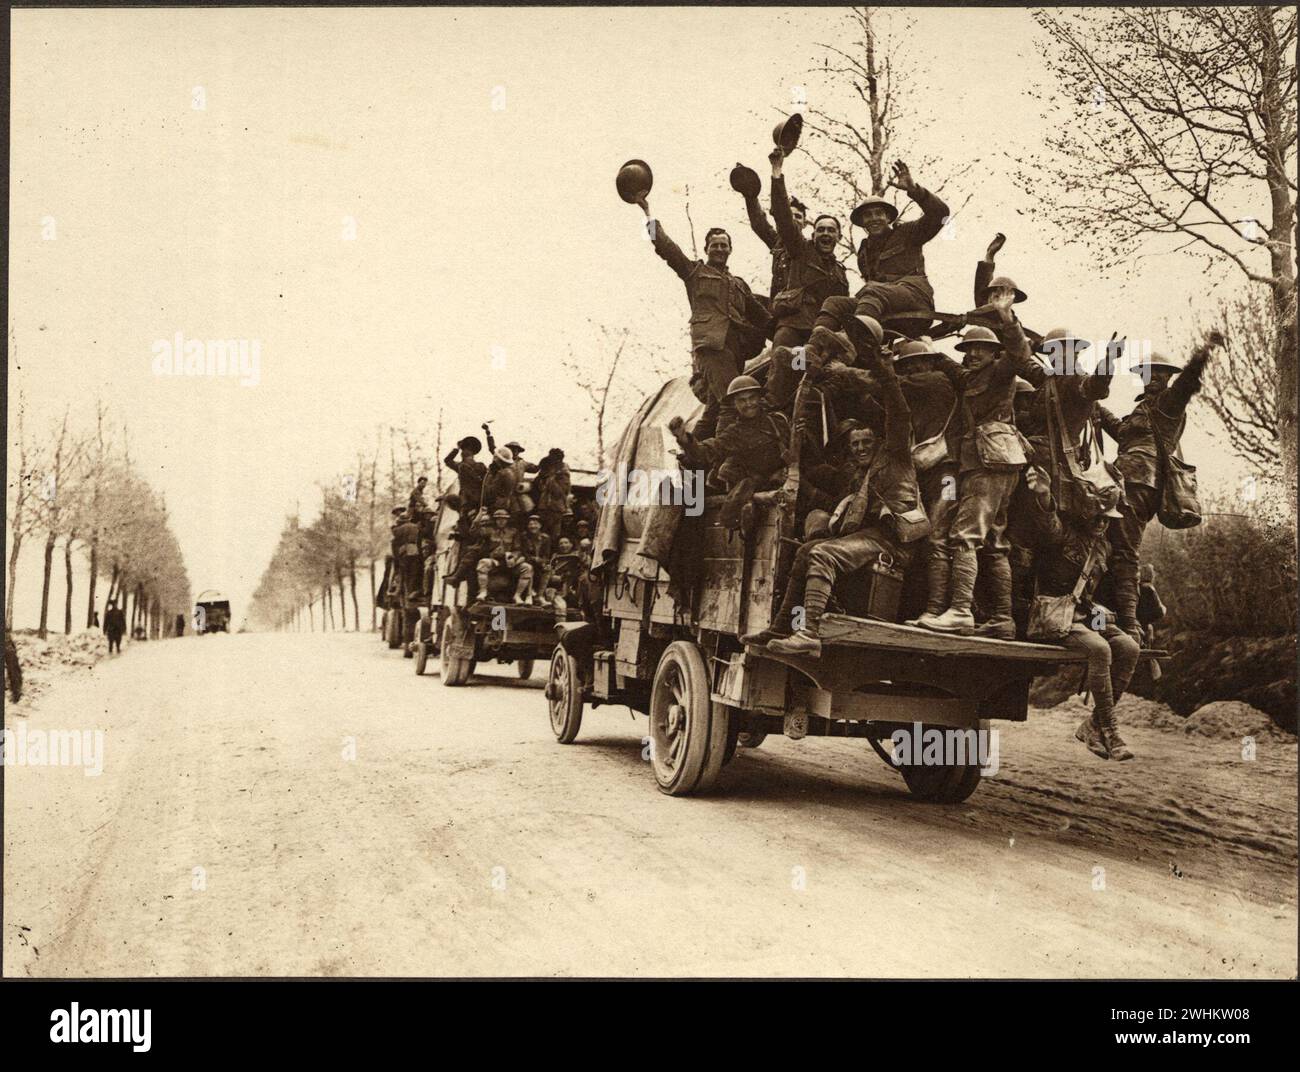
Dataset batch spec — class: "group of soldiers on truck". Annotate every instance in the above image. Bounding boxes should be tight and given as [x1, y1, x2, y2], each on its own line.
[618, 125, 1217, 764]
[387, 422, 599, 621]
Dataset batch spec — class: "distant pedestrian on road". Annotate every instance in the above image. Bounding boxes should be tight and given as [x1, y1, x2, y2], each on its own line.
[103, 600, 126, 654]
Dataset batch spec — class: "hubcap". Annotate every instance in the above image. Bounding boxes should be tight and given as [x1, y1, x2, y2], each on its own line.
[651, 663, 688, 776]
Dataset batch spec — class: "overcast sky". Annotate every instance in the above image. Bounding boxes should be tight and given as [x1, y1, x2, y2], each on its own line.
[8, 6, 1265, 623]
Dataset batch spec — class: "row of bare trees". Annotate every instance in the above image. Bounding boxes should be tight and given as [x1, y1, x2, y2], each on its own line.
[247, 423, 445, 633]
[6, 392, 193, 639]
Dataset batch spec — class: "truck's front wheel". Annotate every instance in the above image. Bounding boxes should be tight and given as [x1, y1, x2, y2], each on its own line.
[649, 641, 731, 796]
[546, 647, 584, 744]
[440, 619, 473, 687]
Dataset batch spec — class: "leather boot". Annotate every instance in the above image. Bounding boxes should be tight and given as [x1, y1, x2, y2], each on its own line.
[975, 553, 1016, 639]
[1110, 561, 1142, 644]
[1097, 708, 1134, 761]
[768, 576, 830, 657]
[921, 548, 977, 635]
[906, 555, 949, 627]
[1075, 713, 1109, 759]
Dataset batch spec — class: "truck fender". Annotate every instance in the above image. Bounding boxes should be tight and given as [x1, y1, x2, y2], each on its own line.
[555, 621, 598, 664]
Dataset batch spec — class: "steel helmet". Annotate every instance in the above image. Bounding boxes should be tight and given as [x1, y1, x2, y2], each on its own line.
[726, 374, 763, 397]
[729, 163, 761, 199]
[1037, 327, 1091, 354]
[854, 314, 885, 346]
[615, 159, 653, 204]
[1013, 376, 1037, 394]
[955, 325, 1000, 351]
[1131, 352, 1183, 375]
[772, 113, 803, 154]
[850, 196, 899, 228]
[491, 509, 511, 520]
[893, 338, 943, 367]
[980, 275, 1028, 304]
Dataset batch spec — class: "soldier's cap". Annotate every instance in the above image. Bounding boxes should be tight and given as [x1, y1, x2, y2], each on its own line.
[457, 435, 482, 452]
[729, 163, 761, 199]
[1131, 352, 1183, 375]
[1104, 505, 1124, 519]
[491, 509, 511, 520]
[809, 325, 855, 362]
[955, 325, 1001, 351]
[576, 518, 591, 528]
[492, 447, 515, 466]
[1036, 327, 1091, 353]
[850, 195, 898, 228]
[416, 475, 428, 483]
[391, 505, 405, 516]
[527, 514, 542, 522]
[854, 314, 885, 346]
[726, 374, 764, 397]
[505, 441, 524, 453]
[1014, 376, 1037, 394]
[892, 337, 943, 366]
[981, 275, 1028, 304]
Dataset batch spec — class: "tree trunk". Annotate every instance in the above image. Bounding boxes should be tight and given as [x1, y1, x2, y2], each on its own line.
[85, 536, 98, 628]
[63, 534, 75, 634]
[38, 532, 56, 639]
[336, 567, 348, 631]
[6, 532, 23, 631]
[348, 558, 360, 631]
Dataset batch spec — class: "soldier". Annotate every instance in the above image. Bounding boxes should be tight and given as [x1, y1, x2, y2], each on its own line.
[480, 447, 519, 518]
[668, 374, 791, 536]
[920, 296, 1042, 638]
[409, 475, 430, 513]
[542, 536, 584, 613]
[765, 146, 849, 409]
[815, 161, 949, 354]
[534, 448, 572, 541]
[443, 435, 486, 527]
[1032, 507, 1139, 761]
[1097, 331, 1223, 642]
[767, 342, 930, 657]
[518, 514, 553, 596]
[477, 508, 534, 604]
[390, 508, 424, 617]
[635, 193, 770, 436]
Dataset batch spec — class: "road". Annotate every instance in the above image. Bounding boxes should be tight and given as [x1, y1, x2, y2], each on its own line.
[4, 631, 1296, 978]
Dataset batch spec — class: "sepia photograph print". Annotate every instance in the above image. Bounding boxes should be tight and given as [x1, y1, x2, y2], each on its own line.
[2, 0, 1297, 1044]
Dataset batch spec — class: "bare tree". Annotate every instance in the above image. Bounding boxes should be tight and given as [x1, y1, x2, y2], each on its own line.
[798, 6, 976, 260]
[1019, 6, 1297, 503]
[36, 408, 85, 639]
[1198, 285, 1282, 471]
[5, 390, 46, 630]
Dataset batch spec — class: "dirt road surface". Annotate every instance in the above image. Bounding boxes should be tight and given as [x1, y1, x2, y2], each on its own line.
[4, 631, 1295, 977]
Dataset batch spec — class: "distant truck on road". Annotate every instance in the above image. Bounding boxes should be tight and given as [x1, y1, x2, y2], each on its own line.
[194, 590, 232, 635]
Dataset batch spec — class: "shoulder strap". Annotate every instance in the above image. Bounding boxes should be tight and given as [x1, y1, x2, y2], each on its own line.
[1071, 540, 1102, 602]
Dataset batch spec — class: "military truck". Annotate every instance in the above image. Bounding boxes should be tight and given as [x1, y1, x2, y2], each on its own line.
[413, 468, 604, 683]
[194, 590, 232, 635]
[544, 371, 1133, 804]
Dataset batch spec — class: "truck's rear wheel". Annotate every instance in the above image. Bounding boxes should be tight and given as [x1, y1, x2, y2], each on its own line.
[897, 721, 987, 804]
[516, 658, 535, 680]
[440, 619, 472, 687]
[648, 641, 731, 796]
[546, 648, 584, 744]
[385, 610, 401, 650]
[414, 639, 429, 675]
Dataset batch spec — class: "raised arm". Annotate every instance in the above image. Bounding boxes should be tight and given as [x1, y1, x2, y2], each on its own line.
[862, 347, 912, 456]
[743, 191, 778, 251]
[638, 195, 693, 282]
[1158, 330, 1224, 419]
[990, 295, 1046, 389]
[889, 161, 949, 245]
[443, 448, 459, 471]
[974, 233, 1004, 305]
[1095, 405, 1123, 442]
[768, 149, 804, 252]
